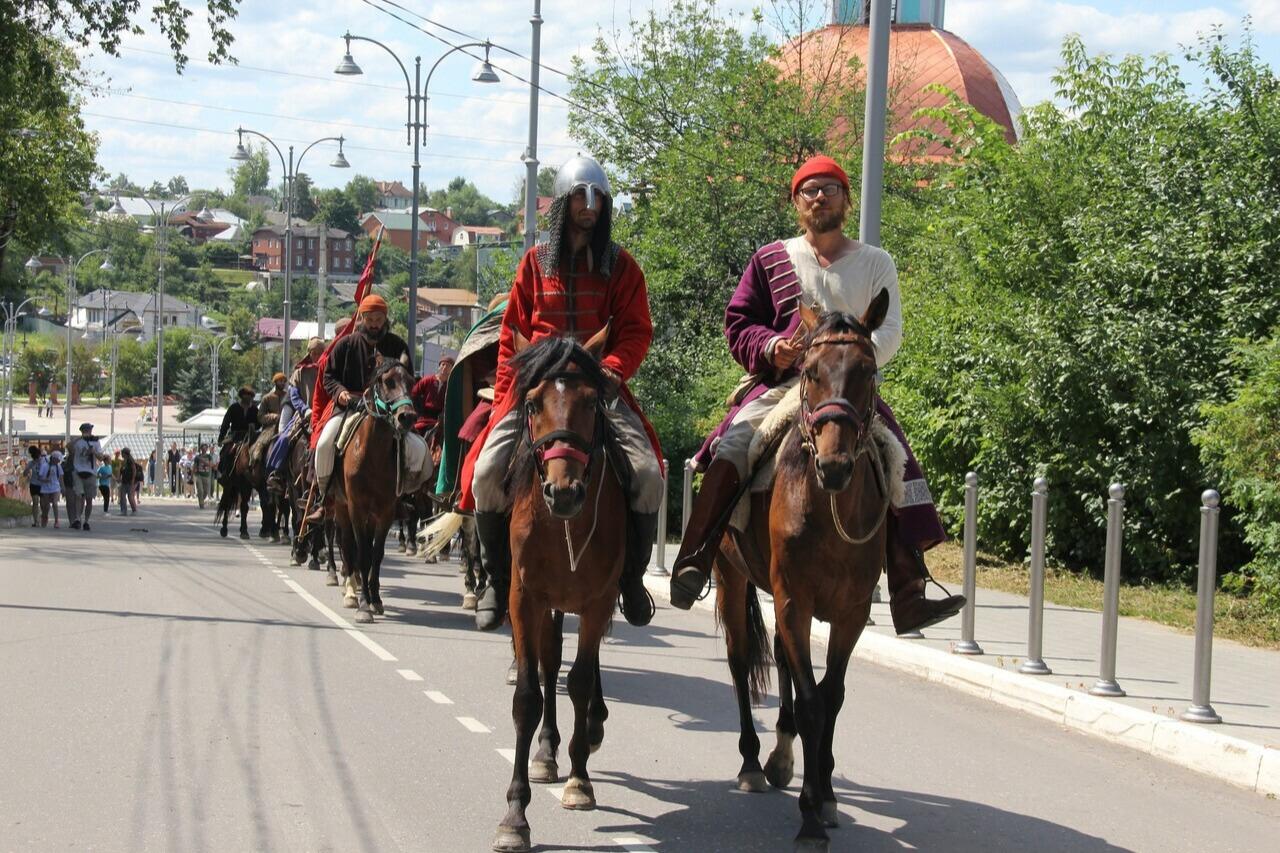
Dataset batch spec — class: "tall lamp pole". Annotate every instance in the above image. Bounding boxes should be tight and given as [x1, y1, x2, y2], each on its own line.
[60, 249, 113, 445]
[336, 33, 500, 358]
[232, 129, 349, 372]
[189, 335, 241, 409]
[522, 0, 543, 252]
[1, 294, 43, 451]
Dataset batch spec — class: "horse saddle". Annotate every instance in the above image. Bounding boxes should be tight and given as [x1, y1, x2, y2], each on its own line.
[335, 409, 367, 454]
[728, 383, 908, 533]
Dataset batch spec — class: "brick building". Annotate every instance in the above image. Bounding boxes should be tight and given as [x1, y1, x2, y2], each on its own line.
[251, 212, 356, 279]
[360, 209, 460, 253]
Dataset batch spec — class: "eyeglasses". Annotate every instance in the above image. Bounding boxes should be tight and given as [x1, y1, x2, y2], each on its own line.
[797, 183, 844, 201]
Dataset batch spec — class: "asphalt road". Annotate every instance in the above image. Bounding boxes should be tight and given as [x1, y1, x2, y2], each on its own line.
[1, 501, 1276, 853]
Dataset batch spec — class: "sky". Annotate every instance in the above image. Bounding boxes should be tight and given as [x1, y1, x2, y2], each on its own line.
[79, 0, 1280, 203]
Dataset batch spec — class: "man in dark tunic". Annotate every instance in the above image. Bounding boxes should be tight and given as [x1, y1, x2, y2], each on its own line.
[217, 386, 259, 481]
[304, 294, 412, 522]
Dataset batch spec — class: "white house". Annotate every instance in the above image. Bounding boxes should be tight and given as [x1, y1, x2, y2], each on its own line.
[452, 225, 505, 246]
[74, 289, 200, 342]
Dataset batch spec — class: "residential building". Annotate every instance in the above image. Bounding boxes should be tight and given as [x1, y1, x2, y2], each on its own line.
[374, 180, 414, 211]
[171, 208, 247, 244]
[73, 289, 199, 342]
[407, 287, 482, 328]
[251, 212, 356, 280]
[360, 208, 460, 252]
[24, 255, 69, 277]
[255, 319, 339, 347]
[452, 225, 505, 246]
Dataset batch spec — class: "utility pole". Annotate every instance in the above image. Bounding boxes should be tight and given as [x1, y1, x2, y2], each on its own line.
[859, 0, 891, 247]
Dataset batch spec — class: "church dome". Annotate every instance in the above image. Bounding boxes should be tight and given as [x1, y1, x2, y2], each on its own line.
[776, 10, 1023, 161]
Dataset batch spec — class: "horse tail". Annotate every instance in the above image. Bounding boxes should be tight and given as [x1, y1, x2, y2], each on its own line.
[419, 511, 465, 557]
[214, 480, 234, 527]
[743, 583, 774, 705]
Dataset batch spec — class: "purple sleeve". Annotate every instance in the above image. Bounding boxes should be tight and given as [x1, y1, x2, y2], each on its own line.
[288, 384, 307, 413]
[724, 252, 783, 375]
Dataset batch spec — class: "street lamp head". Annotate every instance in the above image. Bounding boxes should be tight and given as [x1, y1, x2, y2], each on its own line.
[99, 257, 114, 272]
[472, 44, 500, 84]
[24, 256, 41, 272]
[231, 340, 243, 352]
[196, 204, 215, 220]
[38, 306, 50, 317]
[231, 130, 251, 161]
[187, 341, 198, 351]
[335, 51, 363, 76]
[330, 138, 351, 169]
[107, 196, 127, 216]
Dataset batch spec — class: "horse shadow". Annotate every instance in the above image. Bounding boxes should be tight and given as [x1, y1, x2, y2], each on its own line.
[597, 664, 773, 735]
[581, 770, 1127, 853]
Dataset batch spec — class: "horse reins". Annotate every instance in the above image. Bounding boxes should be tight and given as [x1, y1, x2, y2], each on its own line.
[796, 332, 889, 546]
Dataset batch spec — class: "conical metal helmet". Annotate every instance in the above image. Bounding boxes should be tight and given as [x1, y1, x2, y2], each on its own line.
[553, 154, 611, 210]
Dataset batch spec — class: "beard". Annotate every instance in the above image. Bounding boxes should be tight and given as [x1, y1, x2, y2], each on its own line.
[361, 322, 387, 342]
[799, 203, 847, 235]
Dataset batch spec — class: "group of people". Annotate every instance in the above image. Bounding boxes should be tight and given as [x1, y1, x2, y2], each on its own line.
[17, 424, 133, 529]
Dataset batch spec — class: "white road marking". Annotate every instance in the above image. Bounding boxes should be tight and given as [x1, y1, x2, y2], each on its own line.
[280, 578, 398, 662]
[424, 690, 453, 705]
[396, 669, 423, 682]
[496, 748, 516, 764]
[456, 716, 491, 733]
[613, 838, 657, 852]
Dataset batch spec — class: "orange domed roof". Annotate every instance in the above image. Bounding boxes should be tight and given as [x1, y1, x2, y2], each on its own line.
[776, 23, 1022, 161]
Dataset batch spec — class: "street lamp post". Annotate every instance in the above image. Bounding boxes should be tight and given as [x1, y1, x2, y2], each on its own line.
[336, 33, 500, 358]
[189, 335, 241, 409]
[59, 249, 113, 445]
[231, 129, 349, 373]
[1, 294, 43, 451]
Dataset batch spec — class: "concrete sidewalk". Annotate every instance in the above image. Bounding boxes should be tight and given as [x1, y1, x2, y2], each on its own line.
[644, 561, 1280, 797]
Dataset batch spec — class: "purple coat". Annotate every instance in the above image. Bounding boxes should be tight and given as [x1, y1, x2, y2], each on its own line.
[695, 241, 802, 467]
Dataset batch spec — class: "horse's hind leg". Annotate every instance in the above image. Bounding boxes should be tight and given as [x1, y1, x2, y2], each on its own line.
[765, 631, 798, 789]
[815, 619, 863, 829]
[494, 593, 546, 853]
[530, 610, 563, 783]
[238, 491, 251, 540]
[586, 655, 607, 754]
[325, 522, 340, 586]
[718, 563, 769, 793]
[561, 602, 610, 812]
[352, 523, 375, 623]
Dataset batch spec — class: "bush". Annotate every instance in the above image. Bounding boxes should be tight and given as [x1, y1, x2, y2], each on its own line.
[1197, 334, 1280, 608]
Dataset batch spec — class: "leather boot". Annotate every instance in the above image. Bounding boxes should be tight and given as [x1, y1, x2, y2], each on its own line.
[885, 515, 965, 635]
[670, 460, 741, 610]
[303, 479, 329, 525]
[474, 511, 511, 632]
[618, 511, 658, 627]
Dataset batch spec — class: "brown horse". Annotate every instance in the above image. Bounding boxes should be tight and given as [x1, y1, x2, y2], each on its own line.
[214, 437, 275, 540]
[713, 294, 892, 852]
[331, 358, 418, 624]
[492, 329, 625, 853]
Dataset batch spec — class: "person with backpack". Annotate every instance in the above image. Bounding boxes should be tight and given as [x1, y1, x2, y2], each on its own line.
[119, 447, 140, 515]
[38, 450, 65, 528]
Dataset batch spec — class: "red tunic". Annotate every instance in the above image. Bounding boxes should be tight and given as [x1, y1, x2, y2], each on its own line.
[411, 374, 446, 432]
[458, 245, 663, 510]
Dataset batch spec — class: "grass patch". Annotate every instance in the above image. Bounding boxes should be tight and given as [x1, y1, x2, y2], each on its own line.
[0, 496, 32, 519]
[927, 541, 1280, 650]
[211, 268, 256, 286]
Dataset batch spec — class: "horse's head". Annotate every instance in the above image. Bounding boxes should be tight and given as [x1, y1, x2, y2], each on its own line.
[511, 326, 610, 519]
[796, 290, 890, 493]
[370, 357, 418, 433]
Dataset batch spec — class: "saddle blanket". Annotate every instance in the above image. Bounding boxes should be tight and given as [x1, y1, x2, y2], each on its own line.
[399, 430, 433, 496]
[729, 383, 907, 533]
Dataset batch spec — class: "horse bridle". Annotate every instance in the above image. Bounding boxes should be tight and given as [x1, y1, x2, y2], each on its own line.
[524, 371, 604, 487]
[795, 331, 888, 546]
[365, 364, 416, 430]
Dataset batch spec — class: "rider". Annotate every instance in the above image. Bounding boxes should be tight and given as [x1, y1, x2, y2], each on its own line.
[411, 354, 454, 435]
[266, 337, 325, 493]
[669, 155, 965, 635]
[217, 386, 259, 481]
[458, 153, 665, 631]
[304, 294, 413, 522]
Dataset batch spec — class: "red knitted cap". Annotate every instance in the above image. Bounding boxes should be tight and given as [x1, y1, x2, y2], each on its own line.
[791, 155, 850, 197]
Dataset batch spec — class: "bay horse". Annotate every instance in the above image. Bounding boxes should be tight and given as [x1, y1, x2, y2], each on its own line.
[492, 329, 625, 853]
[214, 437, 275, 539]
[713, 295, 892, 852]
[331, 357, 418, 624]
[285, 429, 339, 586]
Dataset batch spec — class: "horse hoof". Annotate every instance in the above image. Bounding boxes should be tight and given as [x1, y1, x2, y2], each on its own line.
[397, 542, 406, 553]
[308, 559, 320, 571]
[219, 528, 228, 538]
[406, 545, 418, 557]
[462, 592, 478, 610]
[820, 801, 839, 828]
[505, 659, 518, 686]
[354, 609, 374, 624]
[764, 754, 794, 789]
[326, 573, 340, 587]
[371, 601, 385, 616]
[560, 778, 595, 811]
[491, 825, 531, 853]
[343, 595, 358, 608]
[239, 531, 250, 540]
[259, 530, 269, 539]
[794, 837, 829, 853]
[737, 770, 769, 793]
[529, 758, 559, 783]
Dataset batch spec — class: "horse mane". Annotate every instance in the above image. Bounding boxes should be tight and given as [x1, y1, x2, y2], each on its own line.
[503, 336, 609, 501]
[804, 311, 871, 345]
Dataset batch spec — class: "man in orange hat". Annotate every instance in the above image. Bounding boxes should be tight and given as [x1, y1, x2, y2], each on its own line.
[305, 293, 412, 521]
[669, 154, 964, 635]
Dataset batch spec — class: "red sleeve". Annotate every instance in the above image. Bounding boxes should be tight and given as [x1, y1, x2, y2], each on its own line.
[600, 250, 652, 381]
[493, 248, 539, 403]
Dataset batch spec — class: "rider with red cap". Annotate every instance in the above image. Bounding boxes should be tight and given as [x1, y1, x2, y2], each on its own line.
[669, 154, 965, 635]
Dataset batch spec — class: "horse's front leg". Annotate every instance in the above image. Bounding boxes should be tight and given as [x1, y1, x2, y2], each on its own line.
[326, 522, 341, 586]
[530, 609, 563, 783]
[765, 631, 798, 789]
[775, 592, 828, 851]
[815, 618, 862, 829]
[352, 521, 375, 623]
[238, 491, 251, 540]
[369, 523, 390, 615]
[494, 589, 546, 853]
[561, 598, 611, 812]
[337, 516, 360, 608]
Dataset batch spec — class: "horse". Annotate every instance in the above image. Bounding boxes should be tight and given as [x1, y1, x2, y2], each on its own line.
[330, 357, 419, 624]
[214, 436, 270, 540]
[492, 329, 627, 853]
[711, 295, 892, 852]
[285, 428, 340, 586]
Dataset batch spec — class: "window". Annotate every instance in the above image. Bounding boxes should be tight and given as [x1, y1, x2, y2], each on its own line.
[345, 239, 352, 250]
[309, 256, 315, 268]
[308, 238, 315, 250]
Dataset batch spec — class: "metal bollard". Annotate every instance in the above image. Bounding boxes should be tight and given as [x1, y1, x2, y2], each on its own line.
[953, 472, 983, 655]
[682, 458, 695, 536]
[1181, 490, 1223, 723]
[1090, 483, 1126, 697]
[649, 458, 670, 576]
[1020, 477, 1052, 675]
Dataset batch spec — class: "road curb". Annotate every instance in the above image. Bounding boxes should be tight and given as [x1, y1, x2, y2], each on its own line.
[0, 517, 18, 529]
[643, 572, 1279, 798]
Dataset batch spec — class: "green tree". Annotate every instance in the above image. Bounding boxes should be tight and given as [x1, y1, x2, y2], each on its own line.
[229, 144, 270, 197]
[174, 351, 213, 420]
[167, 175, 189, 196]
[344, 175, 379, 214]
[292, 172, 317, 220]
[427, 177, 503, 225]
[314, 188, 360, 234]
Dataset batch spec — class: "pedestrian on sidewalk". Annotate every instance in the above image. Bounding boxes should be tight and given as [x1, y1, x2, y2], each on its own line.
[97, 458, 113, 512]
[23, 445, 42, 527]
[38, 449, 64, 527]
[69, 423, 109, 531]
[147, 451, 156, 497]
[166, 442, 180, 495]
[119, 447, 139, 515]
[193, 444, 215, 509]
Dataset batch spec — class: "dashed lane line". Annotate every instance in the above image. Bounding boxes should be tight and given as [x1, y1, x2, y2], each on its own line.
[279, 577, 398, 662]
[397, 669, 424, 682]
[613, 838, 658, 852]
[424, 690, 453, 705]
[456, 716, 492, 733]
